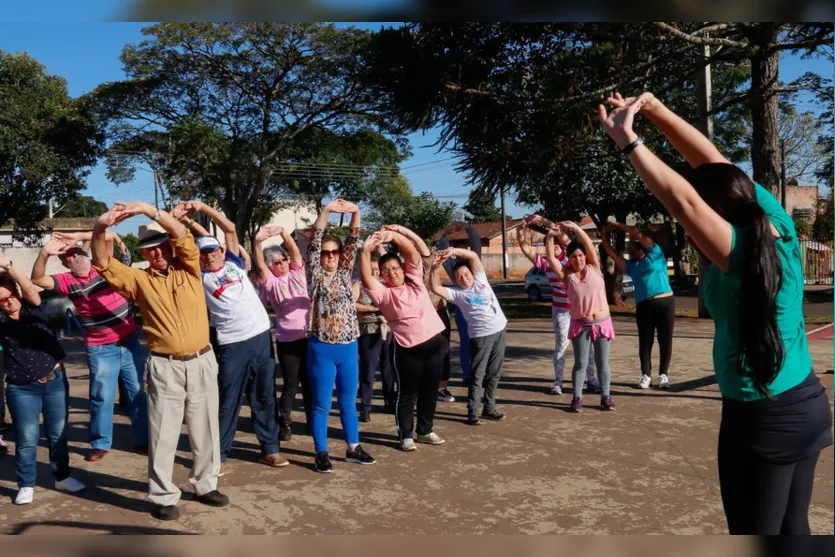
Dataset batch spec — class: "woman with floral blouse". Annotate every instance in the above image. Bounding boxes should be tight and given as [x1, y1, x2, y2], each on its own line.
[306, 199, 376, 473]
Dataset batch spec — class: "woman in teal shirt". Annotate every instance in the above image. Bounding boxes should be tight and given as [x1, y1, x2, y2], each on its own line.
[599, 92, 832, 535]
[601, 223, 675, 390]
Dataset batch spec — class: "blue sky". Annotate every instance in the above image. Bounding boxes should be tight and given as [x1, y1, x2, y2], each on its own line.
[0, 21, 829, 234]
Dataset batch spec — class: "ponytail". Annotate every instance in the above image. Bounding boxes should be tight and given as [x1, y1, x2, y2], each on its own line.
[738, 201, 784, 397]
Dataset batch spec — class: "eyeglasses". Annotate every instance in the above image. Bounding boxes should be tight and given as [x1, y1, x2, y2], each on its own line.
[271, 259, 288, 265]
[320, 249, 340, 257]
[0, 295, 15, 306]
[381, 267, 402, 276]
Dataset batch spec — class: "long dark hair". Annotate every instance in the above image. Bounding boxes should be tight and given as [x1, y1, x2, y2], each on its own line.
[688, 163, 784, 397]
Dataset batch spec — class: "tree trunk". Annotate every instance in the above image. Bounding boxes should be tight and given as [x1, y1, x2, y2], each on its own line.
[748, 26, 782, 192]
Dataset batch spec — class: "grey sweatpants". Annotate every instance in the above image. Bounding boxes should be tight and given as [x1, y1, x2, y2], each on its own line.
[146, 349, 221, 507]
[467, 329, 507, 419]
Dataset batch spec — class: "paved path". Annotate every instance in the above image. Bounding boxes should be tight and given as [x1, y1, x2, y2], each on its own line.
[1, 317, 832, 535]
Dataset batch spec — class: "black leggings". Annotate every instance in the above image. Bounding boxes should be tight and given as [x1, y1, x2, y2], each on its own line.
[276, 338, 312, 427]
[393, 332, 449, 439]
[358, 331, 385, 412]
[437, 308, 451, 382]
[719, 426, 820, 535]
[635, 295, 674, 377]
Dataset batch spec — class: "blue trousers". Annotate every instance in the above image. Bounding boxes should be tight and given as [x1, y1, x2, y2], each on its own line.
[6, 370, 72, 488]
[454, 306, 472, 378]
[86, 334, 148, 450]
[217, 330, 279, 461]
[307, 337, 360, 454]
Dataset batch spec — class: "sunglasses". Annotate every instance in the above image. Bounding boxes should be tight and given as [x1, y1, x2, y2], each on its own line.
[271, 259, 288, 265]
[320, 249, 341, 257]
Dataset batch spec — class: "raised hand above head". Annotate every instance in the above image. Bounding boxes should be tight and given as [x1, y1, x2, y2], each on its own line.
[598, 96, 644, 149]
[606, 91, 661, 115]
[42, 237, 70, 256]
[255, 225, 284, 242]
[96, 206, 134, 229]
[374, 229, 396, 244]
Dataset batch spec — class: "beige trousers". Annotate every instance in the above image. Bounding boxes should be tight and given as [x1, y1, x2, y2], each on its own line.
[146, 349, 220, 507]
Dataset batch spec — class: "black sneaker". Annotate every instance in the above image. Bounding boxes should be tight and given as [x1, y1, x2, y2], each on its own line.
[279, 424, 292, 442]
[194, 490, 229, 508]
[151, 504, 180, 521]
[383, 401, 396, 414]
[314, 451, 333, 473]
[345, 445, 376, 465]
[466, 416, 483, 426]
[481, 408, 506, 421]
[359, 411, 371, 423]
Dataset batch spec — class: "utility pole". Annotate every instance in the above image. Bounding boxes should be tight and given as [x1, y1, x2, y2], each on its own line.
[152, 168, 160, 210]
[500, 187, 508, 279]
[48, 198, 54, 219]
[696, 43, 713, 319]
[780, 139, 787, 209]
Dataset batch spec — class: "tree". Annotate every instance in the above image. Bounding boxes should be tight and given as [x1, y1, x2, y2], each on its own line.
[56, 195, 109, 219]
[93, 23, 407, 246]
[360, 23, 754, 301]
[792, 210, 814, 238]
[120, 233, 142, 263]
[812, 189, 833, 242]
[0, 52, 102, 243]
[463, 189, 504, 223]
[365, 176, 456, 240]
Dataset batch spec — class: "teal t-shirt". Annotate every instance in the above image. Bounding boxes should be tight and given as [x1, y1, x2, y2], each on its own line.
[703, 183, 812, 401]
[625, 243, 672, 303]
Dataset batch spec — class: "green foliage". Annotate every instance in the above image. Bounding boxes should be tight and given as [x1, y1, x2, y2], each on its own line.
[58, 195, 108, 218]
[812, 190, 833, 242]
[792, 211, 813, 238]
[463, 189, 504, 223]
[120, 233, 142, 263]
[0, 51, 102, 243]
[364, 175, 456, 240]
[93, 23, 406, 241]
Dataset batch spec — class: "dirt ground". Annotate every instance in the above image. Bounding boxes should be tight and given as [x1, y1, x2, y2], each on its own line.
[1, 316, 832, 535]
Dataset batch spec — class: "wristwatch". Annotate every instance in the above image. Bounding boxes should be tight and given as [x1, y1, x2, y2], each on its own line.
[153, 209, 162, 221]
[1, 260, 12, 271]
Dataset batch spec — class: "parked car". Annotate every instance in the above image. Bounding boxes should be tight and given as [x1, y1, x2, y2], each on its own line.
[526, 267, 635, 302]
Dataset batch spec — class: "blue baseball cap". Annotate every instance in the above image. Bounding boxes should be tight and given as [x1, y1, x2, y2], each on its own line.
[196, 236, 222, 252]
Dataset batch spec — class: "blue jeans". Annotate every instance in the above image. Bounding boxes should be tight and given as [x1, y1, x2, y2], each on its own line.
[307, 337, 360, 454]
[86, 334, 148, 450]
[217, 330, 279, 461]
[6, 371, 71, 488]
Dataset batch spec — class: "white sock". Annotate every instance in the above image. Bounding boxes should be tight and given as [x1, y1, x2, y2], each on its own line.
[348, 443, 359, 451]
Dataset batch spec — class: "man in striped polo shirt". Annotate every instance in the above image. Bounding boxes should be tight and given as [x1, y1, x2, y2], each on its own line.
[31, 233, 148, 462]
[518, 218, 600, 396]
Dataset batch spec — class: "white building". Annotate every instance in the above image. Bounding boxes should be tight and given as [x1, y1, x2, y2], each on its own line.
[0, 218, 98, 276]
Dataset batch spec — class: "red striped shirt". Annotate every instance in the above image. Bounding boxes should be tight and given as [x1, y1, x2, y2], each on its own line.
[534, 253, 570, 309]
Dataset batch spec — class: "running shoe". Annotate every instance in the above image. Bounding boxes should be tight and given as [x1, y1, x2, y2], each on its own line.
[400, 438, 417, 451]
[314, 451, 333, 473]
[466, 416, 483, 426]
[416, 432, 446, 445]
[569, 396, 583, 413]
[638, 374, 652, 389]
[55, 476, 86, 493]
[547, 382, 563, 396]
[481, 408, 506, 421]
[359, 411, 371, 423]
[437, 388, 455, 403]
[600, 395, 615, 411]
[658, 374, 671, 390]
[14, 487, 34, 505]
[345, 445, 376, 465]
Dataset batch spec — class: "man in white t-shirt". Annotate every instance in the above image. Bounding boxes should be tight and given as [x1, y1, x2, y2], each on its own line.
[429, 247, 508, 425]
[173, 200, 286, 470]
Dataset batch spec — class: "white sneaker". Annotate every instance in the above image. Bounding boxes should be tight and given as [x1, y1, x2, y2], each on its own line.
[547, 382, 563, 396]
[416, 432, 446, 445]
[55, 476, 86, 493]
[658, 374, 671, 390]
[14, 487, 34, 505]
[400, 438, 417, 452]
[638, 374, 652, 389]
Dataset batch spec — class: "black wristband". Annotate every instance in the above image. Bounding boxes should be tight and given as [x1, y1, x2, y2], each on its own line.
[621, 137, 644, 156]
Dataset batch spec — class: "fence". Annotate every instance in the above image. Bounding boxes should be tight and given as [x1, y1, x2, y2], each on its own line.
[799, 238, 834, 285]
